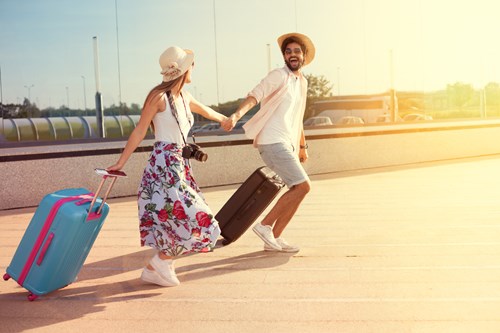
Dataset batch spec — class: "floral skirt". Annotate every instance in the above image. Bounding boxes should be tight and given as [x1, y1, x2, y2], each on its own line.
[137, 141, 220, 256]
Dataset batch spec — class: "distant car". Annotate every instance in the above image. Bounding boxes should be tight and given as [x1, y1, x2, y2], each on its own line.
[375, 114, 402, 123]
[189, 125, 202, 134]
[375, 115, 391, 123]
[303, 116, 333, 127]
[336, 116, 365, 125]
[403, 113, 433, 121]
[193, 122, 220, 133]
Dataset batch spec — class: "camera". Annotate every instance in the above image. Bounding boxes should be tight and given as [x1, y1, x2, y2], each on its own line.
[182, 143, 208, 162]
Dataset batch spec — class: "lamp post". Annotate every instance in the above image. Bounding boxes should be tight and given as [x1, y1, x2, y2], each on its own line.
[336, 67, 340, 96]
[93, 36, 105, 138]
[0, 65, 3, 105]
[294, 0, 298, 30]
[114, 0, 122, 107]
[65, 86, 70, 108]
[81, 76, 87, 110]
[24, 84, 34, 102]
[212, 0, 220, 105]
[389, 49, 397, 122]
[1, 65, 3, 136]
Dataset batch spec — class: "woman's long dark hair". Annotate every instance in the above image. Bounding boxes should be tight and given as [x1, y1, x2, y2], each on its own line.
[143, 72, 188, 110]
[142, 72, 188, 131]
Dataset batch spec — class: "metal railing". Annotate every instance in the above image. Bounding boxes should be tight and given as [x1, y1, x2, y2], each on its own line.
[0, 115, 143, 142]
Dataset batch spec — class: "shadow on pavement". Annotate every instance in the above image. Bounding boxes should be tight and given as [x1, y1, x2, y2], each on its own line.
[77, 239, 293, 283]
[0, 278, 162, 333]
[177, 249, 294, 282]
[0, 239, 293, 332]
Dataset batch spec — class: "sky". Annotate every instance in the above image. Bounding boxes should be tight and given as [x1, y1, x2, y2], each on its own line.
[1, 0, 500, 109]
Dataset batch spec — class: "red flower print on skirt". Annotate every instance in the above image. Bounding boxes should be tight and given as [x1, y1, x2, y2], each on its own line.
[191, 227, 201, 237]
[157, 209, 168, 222]
[172, 200, 187, 220]
[140, 218, 154, 228]
[138, 141, 221, 256]
[196, 211, 212, 228]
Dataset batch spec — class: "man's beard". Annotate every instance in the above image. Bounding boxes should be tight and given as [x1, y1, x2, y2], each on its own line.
[285, 57, 303, 71]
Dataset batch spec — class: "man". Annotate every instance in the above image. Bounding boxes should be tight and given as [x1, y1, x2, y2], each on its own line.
[221, 32, 315, 253]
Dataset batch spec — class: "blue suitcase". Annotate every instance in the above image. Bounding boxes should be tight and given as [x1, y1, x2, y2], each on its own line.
[3, 169, 125, 301]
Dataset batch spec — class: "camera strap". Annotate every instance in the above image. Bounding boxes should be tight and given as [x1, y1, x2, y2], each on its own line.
[166, 90, 194, 145]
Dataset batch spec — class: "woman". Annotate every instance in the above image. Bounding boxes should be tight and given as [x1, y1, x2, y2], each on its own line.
[107, 46, 226, 287]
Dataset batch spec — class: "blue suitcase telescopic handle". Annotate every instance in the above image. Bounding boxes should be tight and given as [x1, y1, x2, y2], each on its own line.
[88, 168, 127, 219]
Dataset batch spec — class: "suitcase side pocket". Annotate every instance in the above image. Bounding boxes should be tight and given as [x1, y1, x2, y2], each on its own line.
[36, 233, 54, 266]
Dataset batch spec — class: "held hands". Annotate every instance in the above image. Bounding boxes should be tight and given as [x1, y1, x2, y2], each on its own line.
[221, 114, 238, 131]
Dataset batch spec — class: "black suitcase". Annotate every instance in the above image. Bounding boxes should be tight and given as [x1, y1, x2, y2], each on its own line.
[216, 166, 285, 245]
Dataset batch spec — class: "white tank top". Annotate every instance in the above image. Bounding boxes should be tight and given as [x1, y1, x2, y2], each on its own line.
[152, 91, 193, 144]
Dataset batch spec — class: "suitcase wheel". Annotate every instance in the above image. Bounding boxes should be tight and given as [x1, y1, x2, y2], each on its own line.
[27, 292, 38, 302]
[3, 273, 10, 281]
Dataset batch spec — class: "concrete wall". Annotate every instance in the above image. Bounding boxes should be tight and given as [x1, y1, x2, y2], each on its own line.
[2, 119, 500, 210]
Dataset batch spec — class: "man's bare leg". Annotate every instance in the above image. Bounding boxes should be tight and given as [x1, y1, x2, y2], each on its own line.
[259, 181, 311, 237]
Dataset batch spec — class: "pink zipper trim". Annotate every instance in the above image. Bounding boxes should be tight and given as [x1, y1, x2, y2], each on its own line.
[18, 193, 92, 286]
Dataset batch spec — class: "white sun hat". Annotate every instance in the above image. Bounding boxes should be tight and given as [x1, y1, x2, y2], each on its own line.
[159, 46, 194, 82]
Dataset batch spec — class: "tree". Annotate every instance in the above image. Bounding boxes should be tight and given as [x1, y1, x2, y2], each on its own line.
[305, 73, 333, 119]
[18, 98, 40, 118]
[485, 82, 500, 111]
[305, 74, 333, 98]
[446, 82, 474, 110]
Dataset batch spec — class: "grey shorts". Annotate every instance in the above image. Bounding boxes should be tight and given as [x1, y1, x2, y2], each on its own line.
[258, 142, 310, 188]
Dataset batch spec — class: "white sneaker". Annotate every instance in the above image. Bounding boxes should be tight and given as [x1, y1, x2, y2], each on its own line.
[140, 267, 179, 287]
[252, 223, 282, 251]
[264, 238, 300, 253]
[149, 254, 180, 286]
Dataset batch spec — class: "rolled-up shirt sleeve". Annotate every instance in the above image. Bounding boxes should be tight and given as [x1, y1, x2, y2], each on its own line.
[248, 69, 287, 103]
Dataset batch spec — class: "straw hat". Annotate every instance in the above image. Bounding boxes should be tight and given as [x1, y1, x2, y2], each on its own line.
[277, 32, 315, 66]
[159, 46, 194, 82]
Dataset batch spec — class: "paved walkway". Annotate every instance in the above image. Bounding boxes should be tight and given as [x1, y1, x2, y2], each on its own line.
[2, 156, 500, 333]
